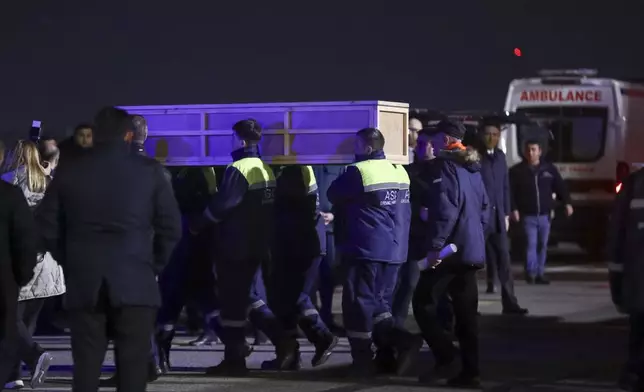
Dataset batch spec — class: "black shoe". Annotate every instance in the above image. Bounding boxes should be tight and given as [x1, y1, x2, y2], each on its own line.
[156, 329, 174, 373]
[502, 306, 529, 315]
[272, 339, 299, 370]
[347, 359, 376, 379]
[396, 334, 424, 376]
[535, 276, 550, 285]
[418, 360, 459, 383]
[188, 331, 221, 346]
[312, 335, 338, 367]
[147, 361, 161, 382]
[261, 351, 302, 371]
[374, 350, 397, 375]
[447, 373, 481, 389]
[485, 283, 496, 294]
[205, 359, 249, 377]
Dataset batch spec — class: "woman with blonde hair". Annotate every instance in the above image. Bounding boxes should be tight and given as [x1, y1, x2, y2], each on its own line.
[1, 140, 65, 389]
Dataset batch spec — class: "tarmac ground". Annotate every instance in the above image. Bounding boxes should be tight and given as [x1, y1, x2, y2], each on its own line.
[12, 257, 627, 392]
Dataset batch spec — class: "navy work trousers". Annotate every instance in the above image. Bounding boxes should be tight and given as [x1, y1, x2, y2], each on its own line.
[248, 267, 283, 345]
[216, 255, 283, 358]
[157, 223, 219, 330]
[273, 254, 330, 343]
[342, 258, 400, 360]
[317, 232, 337, 325]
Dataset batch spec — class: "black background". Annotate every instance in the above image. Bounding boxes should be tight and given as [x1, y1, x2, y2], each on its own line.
[1, 0, 642, 142]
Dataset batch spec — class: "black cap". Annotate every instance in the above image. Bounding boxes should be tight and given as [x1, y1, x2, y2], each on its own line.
[436, 119, 466, 140]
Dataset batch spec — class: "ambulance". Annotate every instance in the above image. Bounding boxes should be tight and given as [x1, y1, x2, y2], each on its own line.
[501, 69, 644, 255]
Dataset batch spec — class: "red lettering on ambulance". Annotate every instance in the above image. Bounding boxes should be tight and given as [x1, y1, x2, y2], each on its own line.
[519, 90, 601, 102]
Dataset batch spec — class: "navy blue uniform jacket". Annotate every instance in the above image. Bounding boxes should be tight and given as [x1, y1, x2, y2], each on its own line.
[509, 160, 571, 216]
[327, 150, 400, 263]
[202, 146, 275, 262]
[427, 147, 489, 266]
[274, 165, 325, 257]
[479, 148, 511, 233]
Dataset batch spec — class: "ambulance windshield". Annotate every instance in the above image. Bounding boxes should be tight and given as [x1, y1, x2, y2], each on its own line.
[515, 106, 608, 163]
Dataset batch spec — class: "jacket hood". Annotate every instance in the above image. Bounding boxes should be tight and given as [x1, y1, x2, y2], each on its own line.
[439, 147, 481, 173]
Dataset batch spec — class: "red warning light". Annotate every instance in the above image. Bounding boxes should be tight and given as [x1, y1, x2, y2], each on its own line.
[514, 48, 522, 57]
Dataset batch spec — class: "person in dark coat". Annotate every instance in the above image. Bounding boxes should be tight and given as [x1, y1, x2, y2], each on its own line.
[509, 140, 572, 284]
[608, 168, 644, 391]
[103, 114, 178, 385]
[391, 128, 439, 328]
[35, 107, 182, 392]
[477, 121, 527, 314]
[310, 165, 345, 329]
[411, 120, 489, 388]
[0, 179, 38, 387]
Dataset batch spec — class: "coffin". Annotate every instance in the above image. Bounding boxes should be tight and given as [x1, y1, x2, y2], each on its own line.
[118, 101, 410, 165]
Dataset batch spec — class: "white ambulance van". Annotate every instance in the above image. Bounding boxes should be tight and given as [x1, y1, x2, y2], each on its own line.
[502, 69, 644, 255]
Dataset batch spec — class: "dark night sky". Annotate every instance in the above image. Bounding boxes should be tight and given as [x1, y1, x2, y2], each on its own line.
[0, 0, 642, 142]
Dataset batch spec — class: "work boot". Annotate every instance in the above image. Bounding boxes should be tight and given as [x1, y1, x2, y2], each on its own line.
[311, 334, 338, 367]
[156, 329, 175, 373]
[206, 345, 250, 377]
[373, 349, 397, 374]
[205, 358, 249, 377]
[418, 359, 459, 384]
[447, 373, 481, 389]
[261, 350, 302, 371]
[535, 275, 550, 285]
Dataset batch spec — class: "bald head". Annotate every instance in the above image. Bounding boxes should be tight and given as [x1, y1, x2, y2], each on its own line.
[409, 118, 422, 148]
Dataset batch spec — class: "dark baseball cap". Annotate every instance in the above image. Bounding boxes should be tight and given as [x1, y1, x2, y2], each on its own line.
[435, 119, 466, 140]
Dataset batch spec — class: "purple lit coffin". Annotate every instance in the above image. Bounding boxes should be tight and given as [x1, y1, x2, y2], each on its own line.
[118, 101, 410, 165]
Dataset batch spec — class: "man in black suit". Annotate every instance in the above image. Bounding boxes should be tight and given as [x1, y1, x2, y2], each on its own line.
[478, 121, 527, 315]
[0, 179, 38, 385]
[36, 107, 182, 392]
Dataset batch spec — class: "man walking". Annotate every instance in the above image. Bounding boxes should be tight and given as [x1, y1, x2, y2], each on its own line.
[478, 120, 527, 314]
[412, 120, 489, 388]
[36, 107, 182, 392]
[509, 140, 572, 284]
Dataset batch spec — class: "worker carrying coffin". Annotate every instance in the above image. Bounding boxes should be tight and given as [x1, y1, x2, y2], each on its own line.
[328, 127, 420, 377]
[189, 119, 297, 375]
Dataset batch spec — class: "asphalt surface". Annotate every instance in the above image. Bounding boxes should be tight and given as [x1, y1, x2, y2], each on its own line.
[12, 260, 626, 392]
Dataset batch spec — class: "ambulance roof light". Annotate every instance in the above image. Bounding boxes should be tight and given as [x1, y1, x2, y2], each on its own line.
[537, 69, 598, 77]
